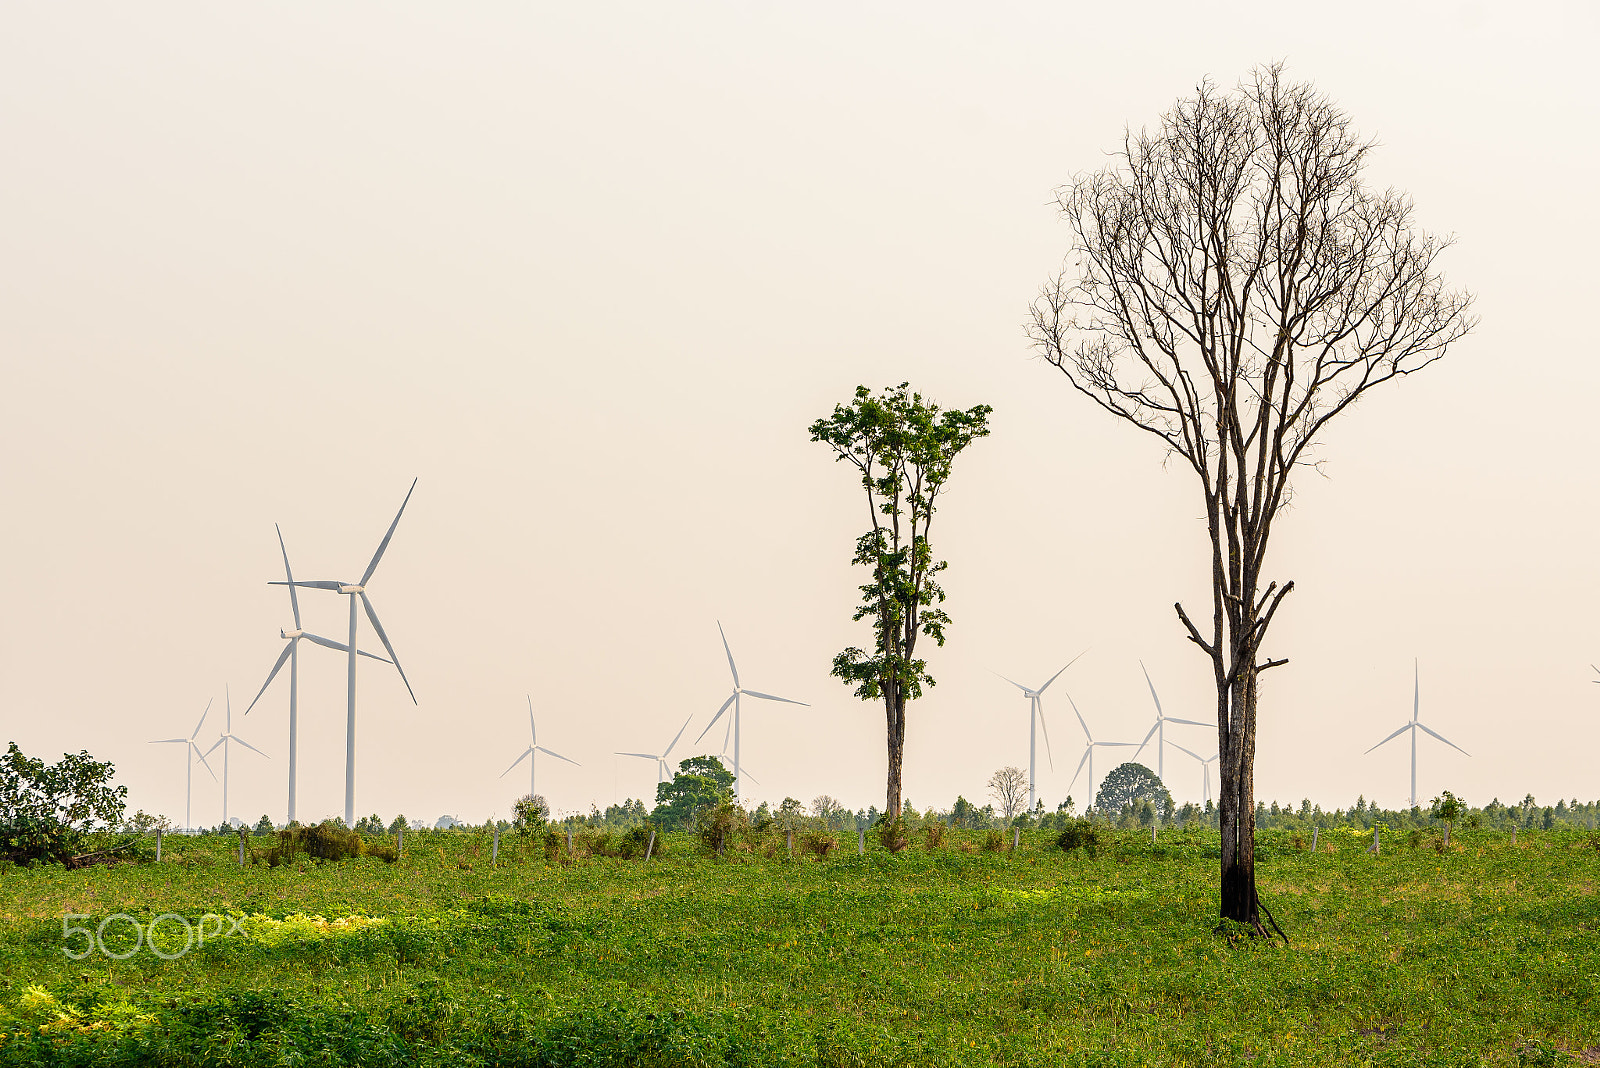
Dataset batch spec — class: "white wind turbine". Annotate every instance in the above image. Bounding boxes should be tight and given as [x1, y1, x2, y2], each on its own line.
[695, 621, 807, 799]
[617, 714, 694, 787]
[149, 700, 218, 833]
[272, 479, 419, 827]
[1167, 741, 1219, 806]
[204, 687, 268, 828]
[244, 524, 388, 825]
[1131, 661, 1212, 783]
[1365, 659, 1469, 809]
[1064, 692, 1138, 813]
[502, 697, 581, 798]
[995, 649, 1087, 811]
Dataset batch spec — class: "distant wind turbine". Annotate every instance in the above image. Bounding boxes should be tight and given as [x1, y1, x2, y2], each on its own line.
[1167, 741, 1219, 806]
[244, 524, 387, 825]
[501, 697, 580, 798]
[149, 700, 218, 833]
[271, 479, 419, 827]
[995, 648, 1087, 811]
[1592, 663, 1598, 683]
[204, 687, 268, 828]
[695, 621, 807, 799]
[1131, 661, 1212, 782]
[1064, 693, 1138, 812]
[617, 714, 694, 786]
[1365, 659, 1469, 809]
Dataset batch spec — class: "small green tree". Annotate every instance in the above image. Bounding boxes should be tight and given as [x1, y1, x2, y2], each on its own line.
[810, 383, 992, 819]
[252, 814, 274, 836]
[1429, 790, 1465, 845]
[1, 743, 127, 866]
[651, 756, 734, 831]
[513, 794, 549, 835]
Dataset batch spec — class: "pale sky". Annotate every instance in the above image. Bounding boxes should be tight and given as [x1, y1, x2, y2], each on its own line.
[3, 2, 1596, 828]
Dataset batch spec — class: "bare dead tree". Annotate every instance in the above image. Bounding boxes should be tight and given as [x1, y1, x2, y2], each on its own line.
[987, 766, 1029, 825]
[1028, 65, 1473, 937]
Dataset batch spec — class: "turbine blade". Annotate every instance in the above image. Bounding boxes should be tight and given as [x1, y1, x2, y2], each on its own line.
[233, 736, 270, 759]
[1364, 723, 1413, 755]
[1139, 660, 1164, 719]
[500, 749, 532, 777]
[736, 766, 759, 786]
[356, 647, 389, 663]
[1413, 659, 1420, 723]
[1036, 648, 1088, 695]
[193, 745, 218, 781]
[528, 697, 536, 744]
[1415, 722, 1469, 757]
[1132, 720, 1160, 761]
[717, 620, 739, 689]
[616, 752, 658, 760]
[149, 738, 187, 745]
[1095, 741, 1139, 747]
[993, 671, 1031, 694]
[1168, 741, 1203, 761]
[361, 593, 416, 704]
[1036, 700, 1054, 771]
[190, 699, 213, 739]
[537, 746, 581, 767]
[695, 693, 737, 742]
[361, 478, 417, 587]
[269, 580, 346, 591]
[276, 524, 301, 629]
[244, 643, 295, 715]
[1065, 692, 1093, 742]
[1165, 717, 1211, 727]
[203, 737, 224, 757]
[1066, 747, 1091, 795]
[741, 689, 808, 706]
[662, 714, 693, 758]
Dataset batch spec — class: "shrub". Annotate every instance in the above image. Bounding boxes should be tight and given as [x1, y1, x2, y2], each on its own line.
[878, 819, 909, 853]
[1056, 818, 1110, 857]
[263, 821, 396, 866]
[982, 829, 1004, 853]
[922, 821, 949, 850]
[799, 830, 837, 857]
[696, 801, 747, 856]
[1, 743, 127, 866]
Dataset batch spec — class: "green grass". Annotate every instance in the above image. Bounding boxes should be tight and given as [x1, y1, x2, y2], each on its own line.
[1, 826, 1596, 1066]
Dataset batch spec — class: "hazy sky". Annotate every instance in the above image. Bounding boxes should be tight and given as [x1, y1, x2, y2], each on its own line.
[3, 3, 1597, 827]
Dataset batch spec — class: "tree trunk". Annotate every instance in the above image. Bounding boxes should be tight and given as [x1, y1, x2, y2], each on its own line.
[885, 690, 906, 819]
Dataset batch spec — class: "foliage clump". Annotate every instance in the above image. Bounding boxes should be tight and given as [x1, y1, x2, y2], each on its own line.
[263, 821, 396, 866]
[697, 801, 747, 857]
[1, 743, 126, 866]
[1056, 818, 1111, 857]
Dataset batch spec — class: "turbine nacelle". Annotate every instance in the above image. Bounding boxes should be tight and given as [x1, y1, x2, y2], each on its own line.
[338, 584, 365, 595]
[281, 628, 304, 640]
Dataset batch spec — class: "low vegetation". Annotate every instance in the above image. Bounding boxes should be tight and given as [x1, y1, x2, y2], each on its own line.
[1, 823, 1596, 1065]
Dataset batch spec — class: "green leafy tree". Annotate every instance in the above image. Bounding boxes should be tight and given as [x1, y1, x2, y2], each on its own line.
[1430, 790, 1465, 844]
[1029, 66, 1473, 933]
[1, 743, 127, 866]
[1094, 762, 1172, 818]
[252, 814, 274, 836]
[513, 794, 549, 834]
[651, 756, 734, 831]
[810, 383, 992, 819]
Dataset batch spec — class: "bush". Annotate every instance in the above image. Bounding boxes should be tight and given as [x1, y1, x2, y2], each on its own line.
[696, 801, 747, 856]
[799, 830, 837, 857]
[878, 819, 909, 853]
[982, 829, 1005, 853]
[1056, 818, 1111, 857]
[618, 823, 663, 859]
[922, 821, 949, 850]
[263, 821, 397, 866]
[1, 743, 127, 866]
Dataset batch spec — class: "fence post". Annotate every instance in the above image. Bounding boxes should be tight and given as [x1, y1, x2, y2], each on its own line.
[858, 829, 865, 855]
[238, 828, 246, 868]
[786, 829, 793, 858]
[155, 828, 163, 863]
[492, 825, 500, 864]
[397, 824, 404, 858]
[644, 829, 655, 862]
[566, 828, 573, 857]
[1013, 827, 1021, 852]
[1373, 825, 1381, 854]
[1511, 827, 1517, 846]
[1311, 827, 1318, 852]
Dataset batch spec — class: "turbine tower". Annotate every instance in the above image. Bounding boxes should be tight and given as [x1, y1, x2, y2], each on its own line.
[501, 696, 580, 798]
[272, 479, 419, 827]
[1168, 741, 1218, 806]
[1064, 692, 1137, 813]
[995, 648, 1086, 811]
[149, 700, 217, 833]
[1131, 661, 1211, 782]
[617, 714, 694, 786]
[204, 687, 268, 827]
[245, 524, 387, 825]
[1364, 659, 1469, 809]
[695, 621, 807, 799]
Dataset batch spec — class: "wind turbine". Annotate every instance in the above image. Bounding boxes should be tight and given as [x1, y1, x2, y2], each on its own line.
[617, 714, 694, 787]
[695, 621, 807, 799]
[271, 479, 419, 827]
[1064, 692, 1138, 813]
[1131, 661, 1212, 782]
[1168, 741, 1218, 805]
[244, 524, 388, 825]
[204, 687, 268, 828]
[995, 648, 1087, 811]
[1365, 659, 1469, 809]
[149, 700, 218, 833]
[501, 696, 580, 798]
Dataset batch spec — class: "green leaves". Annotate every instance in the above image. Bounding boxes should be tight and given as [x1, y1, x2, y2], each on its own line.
[0, 742, 127, 866]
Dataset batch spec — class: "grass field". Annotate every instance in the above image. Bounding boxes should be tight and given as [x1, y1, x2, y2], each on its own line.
[1, 825, 1596, 1066]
